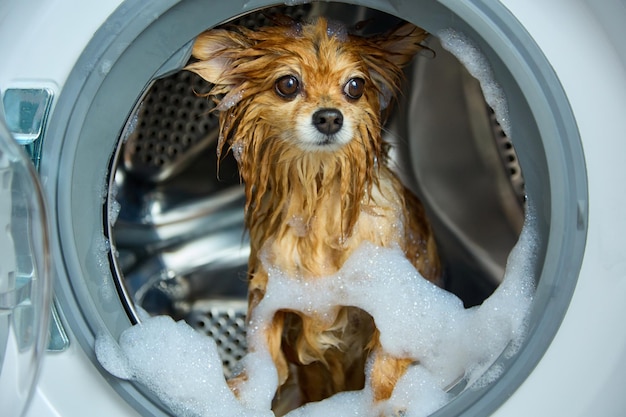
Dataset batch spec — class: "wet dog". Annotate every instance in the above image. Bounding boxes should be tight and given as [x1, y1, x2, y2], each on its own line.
[186, 16, 441, 410]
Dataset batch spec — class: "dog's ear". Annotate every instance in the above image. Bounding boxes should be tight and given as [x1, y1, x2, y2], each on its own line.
[365, 23, 428, 111]
[372, 22, 428, 68]
[185, 29, 251, 86]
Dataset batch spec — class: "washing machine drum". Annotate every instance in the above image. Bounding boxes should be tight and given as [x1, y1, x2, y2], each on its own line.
[0, 115, 52, 417]
[33, 0, 610, 416]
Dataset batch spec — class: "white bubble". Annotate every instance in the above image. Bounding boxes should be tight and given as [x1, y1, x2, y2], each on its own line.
[108, 181, 121, 226]
[100, 60, 112, 76]
[287, 215, 309, 237]
[217, 88, 245, 111]
[283, 0, 310, 6]
[438, 28, 512, 138]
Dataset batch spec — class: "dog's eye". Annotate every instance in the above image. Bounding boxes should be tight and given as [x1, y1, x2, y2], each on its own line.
[275, 75, 300, 99]
[343, 78, 365, 100]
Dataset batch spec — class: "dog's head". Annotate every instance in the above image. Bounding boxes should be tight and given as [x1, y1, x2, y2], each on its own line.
[187, 17, 426, 155]
[186, 17, 427, 237]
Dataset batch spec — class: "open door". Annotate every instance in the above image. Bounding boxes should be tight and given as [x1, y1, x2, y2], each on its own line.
[0, 112, 52, 417]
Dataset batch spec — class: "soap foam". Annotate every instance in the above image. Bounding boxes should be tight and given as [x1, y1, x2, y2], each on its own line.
[217, 88, 245, 111]
[438, 28, 512, 137]
[97, 210, 536, 417]
[95, 315, 273, 417]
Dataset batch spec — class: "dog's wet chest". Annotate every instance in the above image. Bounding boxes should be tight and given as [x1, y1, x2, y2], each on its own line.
[275, 186, 406, 277]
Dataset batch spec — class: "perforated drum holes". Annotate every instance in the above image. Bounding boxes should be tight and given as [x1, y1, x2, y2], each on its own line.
[187, 301, 248, 378]
[490, 108, 525, 205]
[123, 71, 217, 182]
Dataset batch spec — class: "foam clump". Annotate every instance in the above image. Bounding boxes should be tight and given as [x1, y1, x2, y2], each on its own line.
[438, 28, 512, 138]
[217, 88, 245, 111]
[95, 315, 272, 417]
[97, 211, 536, 417]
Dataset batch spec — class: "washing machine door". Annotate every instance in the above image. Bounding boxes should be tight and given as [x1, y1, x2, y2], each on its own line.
[0, 113, 52, 417]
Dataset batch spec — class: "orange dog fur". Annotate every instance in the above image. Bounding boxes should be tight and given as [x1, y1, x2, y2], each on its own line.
[186, 17, 441, 410]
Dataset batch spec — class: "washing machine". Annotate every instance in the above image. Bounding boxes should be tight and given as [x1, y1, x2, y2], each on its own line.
[1, 0, 625, 416]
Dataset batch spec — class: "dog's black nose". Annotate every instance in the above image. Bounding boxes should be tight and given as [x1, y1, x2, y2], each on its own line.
[312, 108, 343, 135]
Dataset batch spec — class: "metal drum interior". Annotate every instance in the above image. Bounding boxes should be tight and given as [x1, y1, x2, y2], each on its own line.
[108, 3, 525, 380]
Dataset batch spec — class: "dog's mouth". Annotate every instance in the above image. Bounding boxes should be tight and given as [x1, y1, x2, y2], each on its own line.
[296, 110, 354, 151]
[299, 133, 351, 152]
[313, 132, 345, 149]
[319, 135, 336, 146]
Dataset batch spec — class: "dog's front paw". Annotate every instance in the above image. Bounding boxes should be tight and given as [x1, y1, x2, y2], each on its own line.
[227, 373, 248, 397]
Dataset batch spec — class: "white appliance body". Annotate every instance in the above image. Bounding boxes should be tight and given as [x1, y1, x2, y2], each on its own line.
[0, 0, 624, 416]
